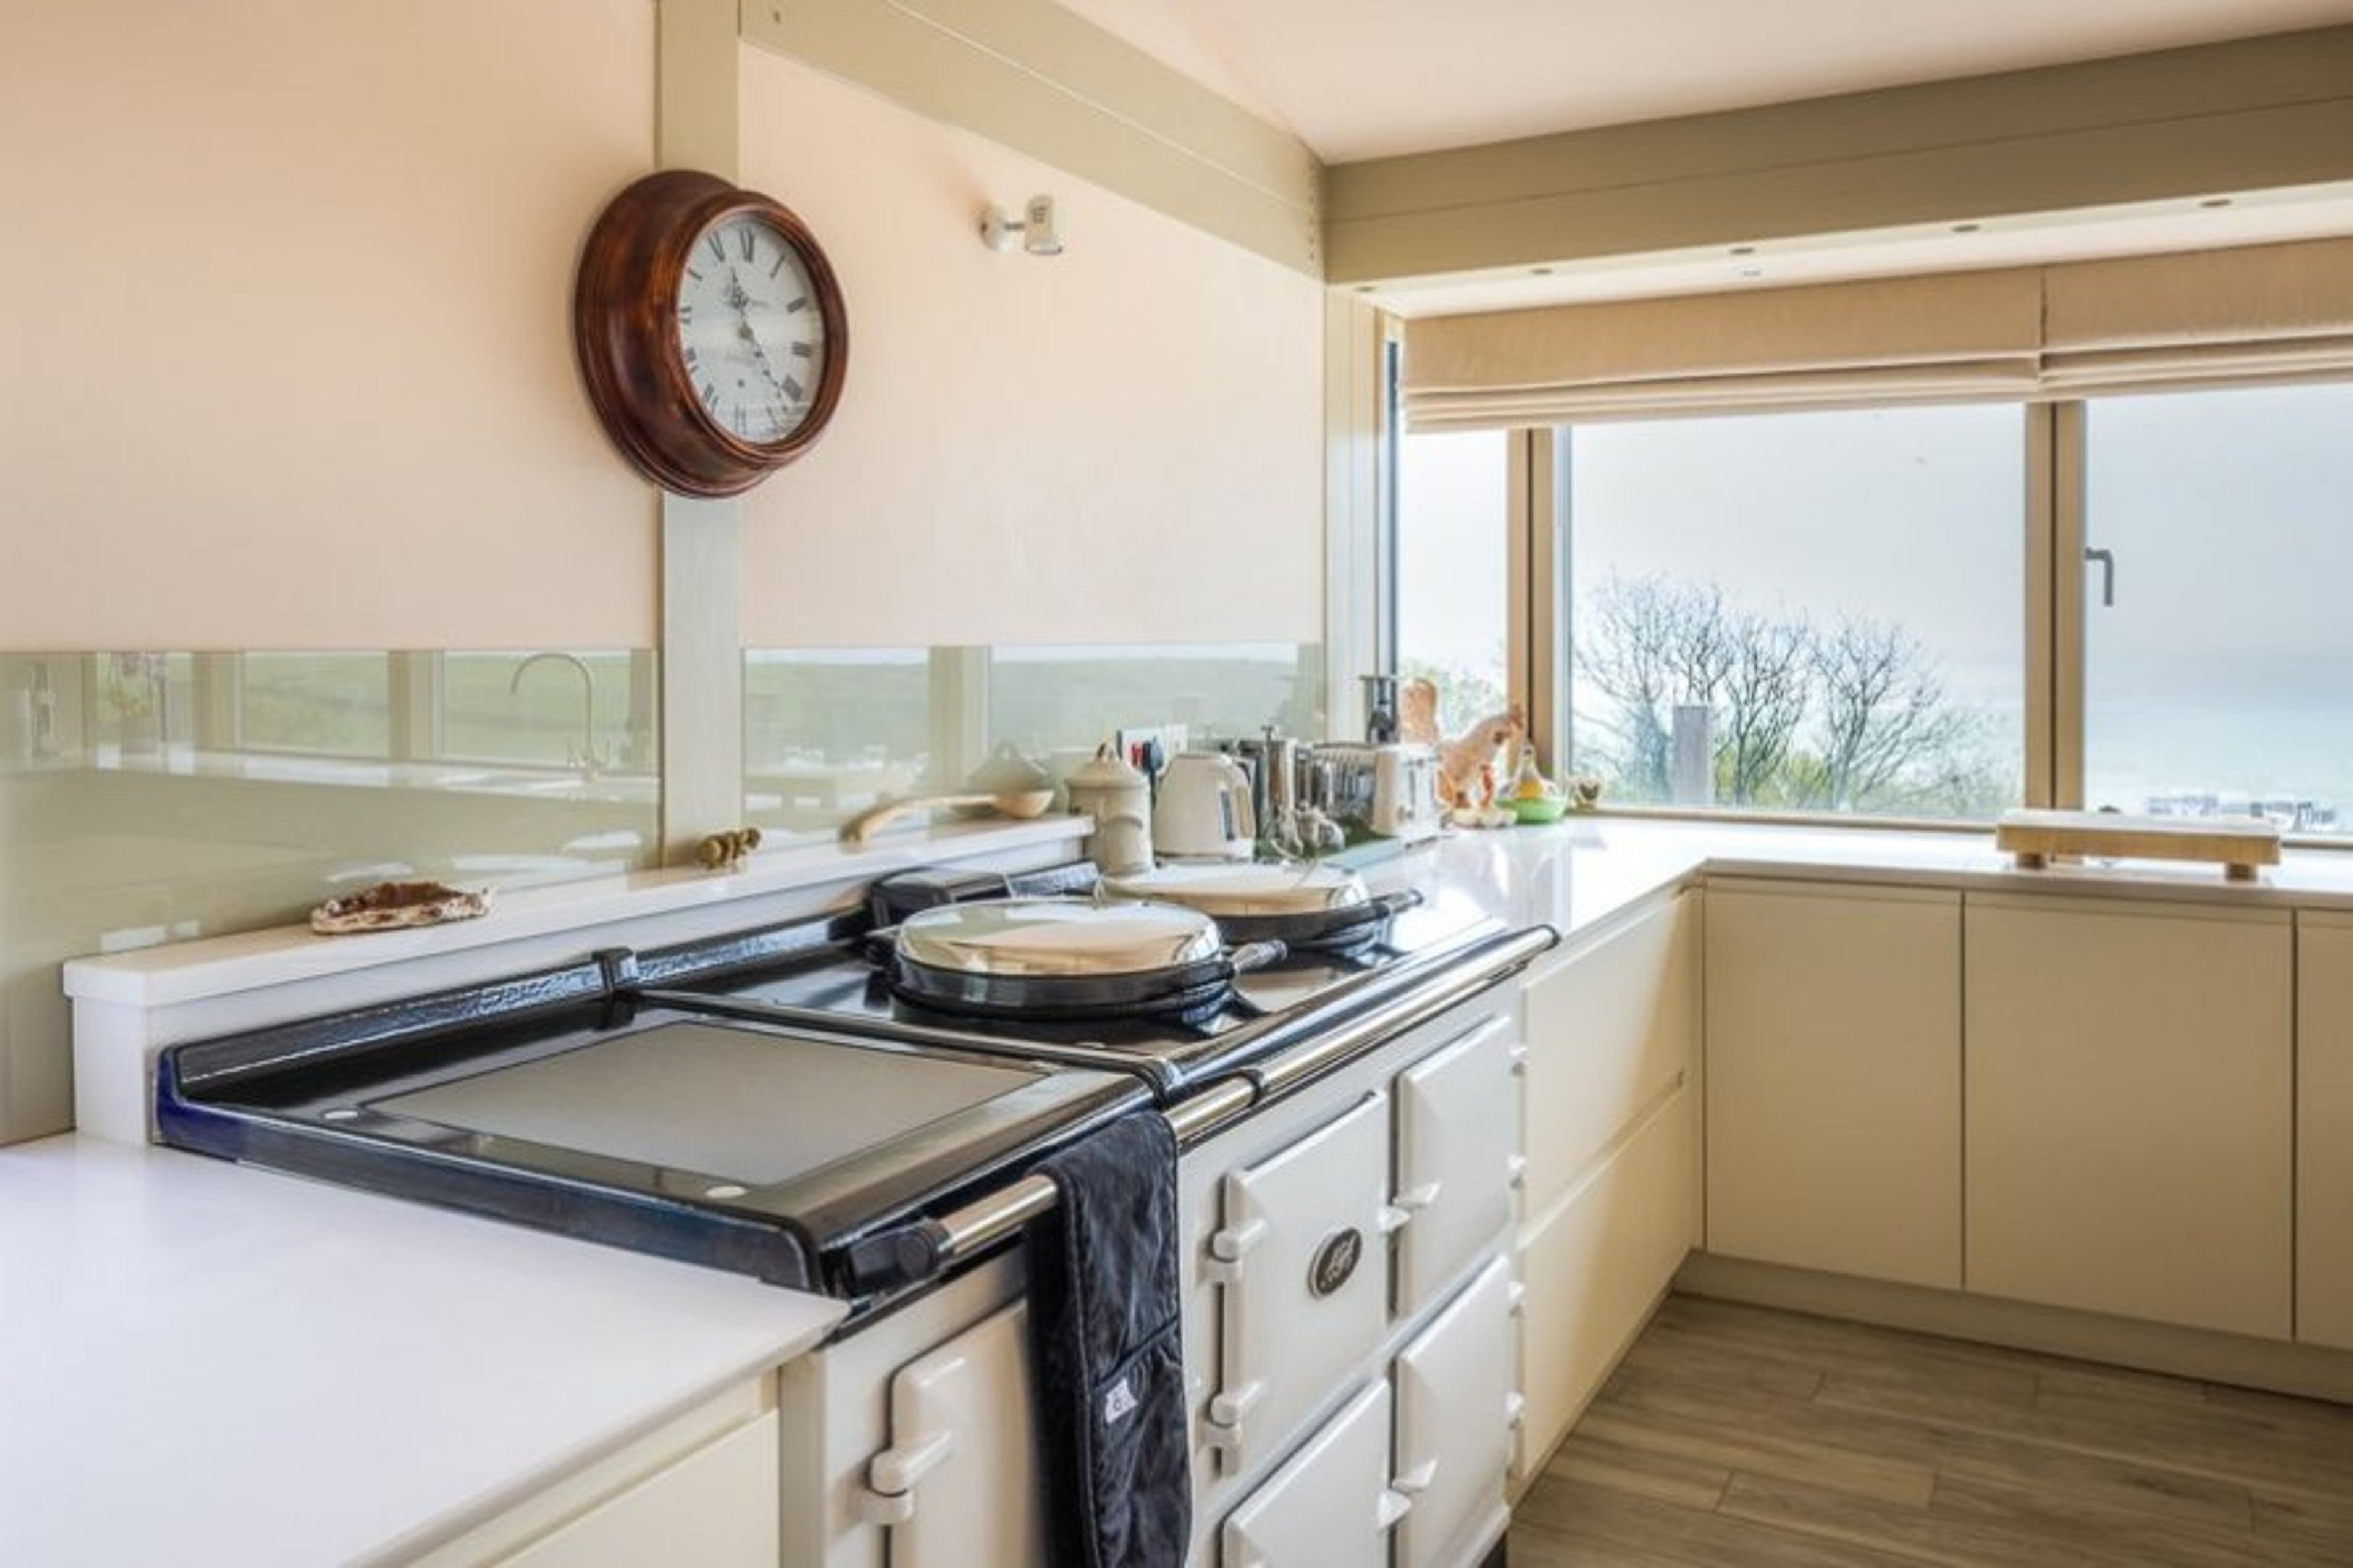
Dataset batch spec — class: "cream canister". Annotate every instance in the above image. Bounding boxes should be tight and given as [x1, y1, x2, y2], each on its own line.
[1065, 742, 1153, 874]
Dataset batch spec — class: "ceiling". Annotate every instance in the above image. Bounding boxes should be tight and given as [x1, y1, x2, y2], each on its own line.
[1059, 0, 2353, 314]
[1060, 0, 2353, 163]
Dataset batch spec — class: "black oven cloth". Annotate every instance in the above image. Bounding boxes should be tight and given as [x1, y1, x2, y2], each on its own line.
[1023, 1109, 1191, 1568]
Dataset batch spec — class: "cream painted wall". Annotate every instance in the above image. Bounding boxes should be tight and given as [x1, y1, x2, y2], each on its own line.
[0, 1, 661, 650]
[736, 48, 1325, 648]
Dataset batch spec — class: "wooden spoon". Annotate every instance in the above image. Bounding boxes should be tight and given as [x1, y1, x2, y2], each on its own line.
[839, 788, 1058, 844]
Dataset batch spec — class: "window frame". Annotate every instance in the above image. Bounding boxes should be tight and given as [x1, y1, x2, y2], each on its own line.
[1385, 382, 2353, 846]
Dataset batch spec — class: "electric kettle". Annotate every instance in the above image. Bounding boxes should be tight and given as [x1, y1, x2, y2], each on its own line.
[1151, 751, 1256, 862]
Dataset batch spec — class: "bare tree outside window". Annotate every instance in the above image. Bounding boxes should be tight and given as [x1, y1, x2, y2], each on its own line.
[1574, 574, 2010, 817]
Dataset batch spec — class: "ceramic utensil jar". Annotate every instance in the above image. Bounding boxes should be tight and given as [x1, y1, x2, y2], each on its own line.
[1064, 741, 1154, 874]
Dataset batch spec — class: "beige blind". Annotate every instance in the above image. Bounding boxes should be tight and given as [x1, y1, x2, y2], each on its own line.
[2042, 237, 2353, 392]
[1403, 236, 2353, 431]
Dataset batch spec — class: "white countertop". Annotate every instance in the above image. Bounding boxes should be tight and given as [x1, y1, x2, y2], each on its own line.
[1367, 813, 2353, 948]
[0, 1135, 843, 1568]
[30, 811, 2353, 1566]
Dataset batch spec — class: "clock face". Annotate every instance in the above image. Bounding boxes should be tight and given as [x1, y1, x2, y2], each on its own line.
[673, 213, 829, 449]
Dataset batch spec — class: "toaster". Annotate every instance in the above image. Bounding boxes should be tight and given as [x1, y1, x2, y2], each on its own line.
[1314, 743, 1442, 843]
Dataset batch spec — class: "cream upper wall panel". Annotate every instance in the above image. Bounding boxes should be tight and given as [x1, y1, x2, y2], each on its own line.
[736, 48, 1324, 648]
[1, 1, 660, 650]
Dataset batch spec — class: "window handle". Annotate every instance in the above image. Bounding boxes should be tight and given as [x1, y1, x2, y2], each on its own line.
[2085, 547, 2117, 608]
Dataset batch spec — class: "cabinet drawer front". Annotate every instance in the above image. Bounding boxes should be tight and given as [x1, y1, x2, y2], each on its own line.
[1965, 899, 2292, 1339]
[1395, 1015, 1518, 1318]
[499, 1410, 779, 1568]
[1521, 894, 1695, 1208]
[1516, 1083, 1695, 1480]
[1393, 1257, 1516, 1568]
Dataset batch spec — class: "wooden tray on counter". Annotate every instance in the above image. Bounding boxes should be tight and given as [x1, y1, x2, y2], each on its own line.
[1994, 808, 2282, 881]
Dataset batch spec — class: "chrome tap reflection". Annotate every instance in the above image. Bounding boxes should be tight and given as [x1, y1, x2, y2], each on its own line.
[509, 651, 606, 778]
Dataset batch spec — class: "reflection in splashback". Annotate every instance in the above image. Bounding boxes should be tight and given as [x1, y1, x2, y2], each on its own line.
[0, 649, 660, 1144]
[3, 640, 1320, 1142]
[742, 642, 1324, 843]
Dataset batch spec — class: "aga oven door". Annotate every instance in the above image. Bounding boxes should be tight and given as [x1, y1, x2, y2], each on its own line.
[1205, 1089, 1400, 1474]
[860, 1303, 1042, 1568]
[1392, 1256, 1520, 1568]
[1218, 1381, 1408, 1567]
[1393, 1012, 1519, 1317]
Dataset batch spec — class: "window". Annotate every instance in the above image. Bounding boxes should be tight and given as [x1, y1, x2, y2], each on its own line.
[1395, 429, 1509, 733]
[1563, 406, 2025, 819]
[2082, 383, 2353, 834]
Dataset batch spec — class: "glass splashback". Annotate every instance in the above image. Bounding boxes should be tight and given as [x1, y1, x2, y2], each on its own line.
[742, 642, 1324, 844]
[0, 648, 661, 1142]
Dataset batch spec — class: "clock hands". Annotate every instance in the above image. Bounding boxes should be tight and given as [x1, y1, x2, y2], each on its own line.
[722, 265, 806, 410]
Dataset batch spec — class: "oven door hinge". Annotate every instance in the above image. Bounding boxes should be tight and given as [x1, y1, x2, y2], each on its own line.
[858, 1429, 954, 1526]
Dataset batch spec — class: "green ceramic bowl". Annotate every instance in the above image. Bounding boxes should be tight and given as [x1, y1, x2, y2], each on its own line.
[1512, 793, 1569, 824]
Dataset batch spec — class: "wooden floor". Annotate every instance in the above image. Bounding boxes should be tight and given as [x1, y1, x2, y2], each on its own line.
[1508, 1293, 2353, 1566]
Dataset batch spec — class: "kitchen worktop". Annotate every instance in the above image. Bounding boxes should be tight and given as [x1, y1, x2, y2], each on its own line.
[0, 1132, 842, 1568]
[1365, 812, 2353, 947]
[32, 809, 2353, 1566]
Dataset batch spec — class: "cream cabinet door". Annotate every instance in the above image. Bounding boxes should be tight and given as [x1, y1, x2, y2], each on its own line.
[1965, 894, 2292, 1340]
[500, 1410, 779, 1568]
[1515, 1082, 1694, 1482]
[1704, 879, 1961, 1289]
[2298, 913, 2353, 1351]
[1520, 892, 1697, 1213]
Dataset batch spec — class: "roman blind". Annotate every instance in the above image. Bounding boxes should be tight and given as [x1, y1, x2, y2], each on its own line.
[2042, 237, 2353, 391]
[1402, 236, 2353, 431]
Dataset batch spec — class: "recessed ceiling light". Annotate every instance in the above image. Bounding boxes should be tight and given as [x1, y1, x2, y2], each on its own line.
[2200, 196, 2235, 209]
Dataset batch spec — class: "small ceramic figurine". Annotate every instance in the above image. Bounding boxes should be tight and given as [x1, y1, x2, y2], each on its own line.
[1436, 705, 1525, 811]
[1397, 677, 1442, 746]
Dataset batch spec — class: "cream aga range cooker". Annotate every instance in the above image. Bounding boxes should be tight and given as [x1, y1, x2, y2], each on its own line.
[157, 859, 1554, 1567]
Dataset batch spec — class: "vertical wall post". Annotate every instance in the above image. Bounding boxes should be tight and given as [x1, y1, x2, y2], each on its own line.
[655, 0, 745, 863]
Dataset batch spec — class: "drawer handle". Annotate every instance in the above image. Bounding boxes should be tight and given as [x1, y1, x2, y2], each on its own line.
[1506, 1391, 1528, 1430]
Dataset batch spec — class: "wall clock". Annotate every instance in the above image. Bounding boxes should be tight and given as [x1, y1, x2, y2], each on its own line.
[574, 169, 849, 498]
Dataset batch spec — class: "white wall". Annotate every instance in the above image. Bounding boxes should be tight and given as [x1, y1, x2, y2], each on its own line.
[0, 0, 661, 651]
[736, 48, 1327, 648]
